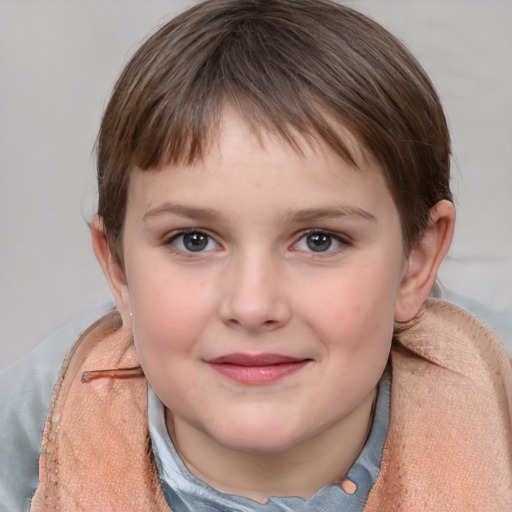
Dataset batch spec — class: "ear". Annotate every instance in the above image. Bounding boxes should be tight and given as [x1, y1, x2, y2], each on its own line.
[395, 200, 455, 322]
[90, 216, 132, 328]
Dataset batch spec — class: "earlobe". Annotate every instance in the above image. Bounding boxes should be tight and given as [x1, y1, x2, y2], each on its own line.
[90, 216, 132, 327]
[394, 200, 455, 322]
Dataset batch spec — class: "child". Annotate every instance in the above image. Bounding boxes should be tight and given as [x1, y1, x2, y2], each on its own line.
[1, 0, 511, 510]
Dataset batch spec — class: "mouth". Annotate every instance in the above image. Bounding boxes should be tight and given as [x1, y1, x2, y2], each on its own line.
[205, 353, 312, 384]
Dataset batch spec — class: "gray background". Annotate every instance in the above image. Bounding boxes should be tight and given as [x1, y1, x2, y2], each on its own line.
[1, 0, 511, 370]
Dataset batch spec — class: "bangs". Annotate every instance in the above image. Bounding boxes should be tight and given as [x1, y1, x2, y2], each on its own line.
[116, 10, 362, 171]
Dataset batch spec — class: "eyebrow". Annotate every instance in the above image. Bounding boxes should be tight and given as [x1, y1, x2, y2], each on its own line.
[142, 203, 220, 222]
[282, 206, 376, 224]
[143, 202, 376, 225]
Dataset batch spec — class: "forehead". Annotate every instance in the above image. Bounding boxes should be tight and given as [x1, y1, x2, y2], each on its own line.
[126, 110, 398, 229]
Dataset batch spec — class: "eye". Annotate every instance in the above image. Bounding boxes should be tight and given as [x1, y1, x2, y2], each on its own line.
[294, 231, 347, 253]
[168, 230, 219, 253]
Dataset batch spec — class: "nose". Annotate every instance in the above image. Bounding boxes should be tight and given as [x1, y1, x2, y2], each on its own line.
[219, 253, 291, 333]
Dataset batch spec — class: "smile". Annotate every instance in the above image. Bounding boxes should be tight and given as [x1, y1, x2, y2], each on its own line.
[205, 353, 311, 384]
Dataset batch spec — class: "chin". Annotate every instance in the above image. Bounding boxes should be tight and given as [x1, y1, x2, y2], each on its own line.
[221, 435, 302, 455]
[211, 415, 309, 454]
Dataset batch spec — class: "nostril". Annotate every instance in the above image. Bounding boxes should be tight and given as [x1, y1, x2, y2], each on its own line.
[219, 289, 291, 332]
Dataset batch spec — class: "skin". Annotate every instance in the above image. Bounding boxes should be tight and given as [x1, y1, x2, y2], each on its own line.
[92, 109, 454, 502]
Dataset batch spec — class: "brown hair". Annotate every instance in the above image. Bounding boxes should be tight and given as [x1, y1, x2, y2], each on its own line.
[96, 0, 452, 264]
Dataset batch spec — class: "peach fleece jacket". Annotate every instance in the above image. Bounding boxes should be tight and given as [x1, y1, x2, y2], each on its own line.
[31, 299, 512, 511]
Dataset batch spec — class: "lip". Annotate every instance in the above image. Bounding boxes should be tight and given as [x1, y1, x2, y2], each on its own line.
[205, 353, 311, 384]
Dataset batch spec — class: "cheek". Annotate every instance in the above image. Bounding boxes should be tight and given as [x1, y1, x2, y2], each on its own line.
[128, 269, 215, 364]
[129, 279, 212, 412]
[304, 263, 398, 355]
[127, 275, 221, 422]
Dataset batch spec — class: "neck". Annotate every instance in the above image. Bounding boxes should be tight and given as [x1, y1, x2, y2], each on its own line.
[166, 388, 376, 503]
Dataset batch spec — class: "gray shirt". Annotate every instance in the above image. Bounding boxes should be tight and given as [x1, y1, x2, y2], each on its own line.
[149, 373, 390, 512]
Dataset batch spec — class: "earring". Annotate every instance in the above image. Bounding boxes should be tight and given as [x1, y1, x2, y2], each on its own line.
[129, 311, 133, 317]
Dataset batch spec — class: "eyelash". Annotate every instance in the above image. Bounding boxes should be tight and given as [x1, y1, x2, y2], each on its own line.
[165, 229, 221, 256]
[164, 229, 351, 256]
[292, 229, 350, 256]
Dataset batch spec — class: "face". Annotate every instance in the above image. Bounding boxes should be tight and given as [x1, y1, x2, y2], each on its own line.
[117, 111, 408, 455]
